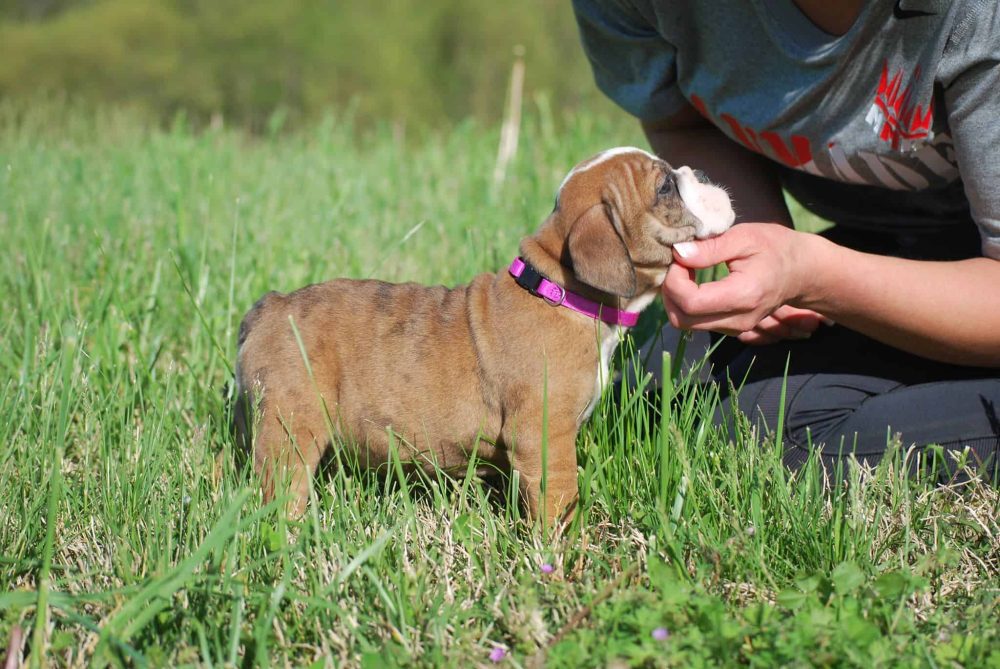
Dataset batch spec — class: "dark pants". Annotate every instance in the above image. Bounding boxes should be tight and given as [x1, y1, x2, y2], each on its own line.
[731, 327, 996, 478]
[636, 222, 1000, 482]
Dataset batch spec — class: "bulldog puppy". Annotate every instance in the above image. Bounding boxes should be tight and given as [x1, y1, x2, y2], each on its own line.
[234, 148, 734, 524]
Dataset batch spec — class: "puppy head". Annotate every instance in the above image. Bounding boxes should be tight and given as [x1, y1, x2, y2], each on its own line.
[553, 147, 734, 298]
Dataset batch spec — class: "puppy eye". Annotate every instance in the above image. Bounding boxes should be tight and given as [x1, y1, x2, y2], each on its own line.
[658, 176, 675, 196]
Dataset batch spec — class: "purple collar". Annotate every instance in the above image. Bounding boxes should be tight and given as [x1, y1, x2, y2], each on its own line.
[509, 257, 640, 327]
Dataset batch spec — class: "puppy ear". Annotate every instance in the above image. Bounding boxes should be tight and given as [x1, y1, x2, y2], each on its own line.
[566, 204, 636, 297]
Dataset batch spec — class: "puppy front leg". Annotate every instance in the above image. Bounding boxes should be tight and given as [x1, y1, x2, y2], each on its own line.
[511, 432, 579, 528]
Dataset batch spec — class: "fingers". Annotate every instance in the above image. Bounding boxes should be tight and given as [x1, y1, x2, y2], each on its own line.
[672, 225, 756, 269]
[751, 314, 814, 340]
[735, 314, 813, 346]
[662, 281, 834, 344]
[769, 305, 832, 329]
[736, 330, 780, 346]
[662, 292, 754, 334]
[663, 263, 765, 331]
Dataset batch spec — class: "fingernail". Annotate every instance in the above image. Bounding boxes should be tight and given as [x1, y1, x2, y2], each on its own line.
[674, 241, 697, 258]
[822, 317, 836, 326]
[791, 330, 813, 340]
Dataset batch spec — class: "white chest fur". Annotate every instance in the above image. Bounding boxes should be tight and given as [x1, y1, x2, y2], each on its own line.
[578, 288, 660, 423]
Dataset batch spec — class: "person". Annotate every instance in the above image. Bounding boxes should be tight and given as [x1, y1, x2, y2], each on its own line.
[572, 0, 999, 480]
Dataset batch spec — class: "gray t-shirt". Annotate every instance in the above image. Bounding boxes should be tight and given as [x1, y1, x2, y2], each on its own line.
[572, 0, 1000, 259]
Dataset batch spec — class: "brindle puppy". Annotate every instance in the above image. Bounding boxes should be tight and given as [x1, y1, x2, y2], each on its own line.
[234, 148, 734, 524]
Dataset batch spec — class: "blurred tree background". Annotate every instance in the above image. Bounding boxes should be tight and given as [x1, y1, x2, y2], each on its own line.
[0, 0, 615, 130]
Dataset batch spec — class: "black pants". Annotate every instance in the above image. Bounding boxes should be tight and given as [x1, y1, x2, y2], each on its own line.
[729, 327, 996, 478]
[637, 223, 1000, 482]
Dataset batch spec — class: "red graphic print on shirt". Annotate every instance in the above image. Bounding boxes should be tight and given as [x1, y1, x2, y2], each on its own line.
[690, 94, 819, 174]
[687, 72, 953, 193]
[864, 60, 934, 151]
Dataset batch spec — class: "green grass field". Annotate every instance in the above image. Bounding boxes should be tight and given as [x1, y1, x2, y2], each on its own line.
[1, 105, 997, 667]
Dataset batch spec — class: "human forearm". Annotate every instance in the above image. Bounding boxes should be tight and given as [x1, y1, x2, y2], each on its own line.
[666, 224, 1000, 367]
[798, 234, 1000, 366]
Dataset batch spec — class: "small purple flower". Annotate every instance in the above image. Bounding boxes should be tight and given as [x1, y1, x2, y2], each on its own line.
[540, 563, 554, 574]
[651, 627, 670, 641]
[489, 646, 507, 662]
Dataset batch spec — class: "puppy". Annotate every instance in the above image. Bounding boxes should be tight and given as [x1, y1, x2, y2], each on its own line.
[234, 148, 734, 524]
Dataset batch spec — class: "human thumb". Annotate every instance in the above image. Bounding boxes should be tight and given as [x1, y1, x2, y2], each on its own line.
[672, 233, 738, 269]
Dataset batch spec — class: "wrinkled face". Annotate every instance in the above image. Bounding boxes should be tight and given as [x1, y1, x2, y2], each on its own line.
[554, 147, 735, 298]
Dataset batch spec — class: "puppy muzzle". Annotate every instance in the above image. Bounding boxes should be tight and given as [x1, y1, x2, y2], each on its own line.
[674, 166, 736, 239]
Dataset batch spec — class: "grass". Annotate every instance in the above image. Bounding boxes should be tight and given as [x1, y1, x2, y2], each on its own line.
[0, 103, 998, 667]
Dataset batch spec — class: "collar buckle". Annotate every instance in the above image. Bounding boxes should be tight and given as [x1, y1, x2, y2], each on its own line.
[512, 262, 544, 294]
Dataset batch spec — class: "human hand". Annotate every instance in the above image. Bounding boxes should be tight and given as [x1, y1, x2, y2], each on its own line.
[662, 223, 830, 341]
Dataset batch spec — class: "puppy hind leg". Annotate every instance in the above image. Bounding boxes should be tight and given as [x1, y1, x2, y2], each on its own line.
[231, 387, 255, 473]
[254, 410, 331, 517]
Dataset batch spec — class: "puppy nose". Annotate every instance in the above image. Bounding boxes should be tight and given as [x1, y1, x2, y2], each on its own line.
[693, 169, 710, 184]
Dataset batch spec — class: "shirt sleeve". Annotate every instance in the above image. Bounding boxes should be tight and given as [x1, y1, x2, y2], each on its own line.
[940, 2, 1000, 259]
[571, 0, 686, 121]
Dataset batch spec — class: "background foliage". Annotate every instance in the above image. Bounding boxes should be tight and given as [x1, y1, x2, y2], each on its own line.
[0, 0, 612, 129]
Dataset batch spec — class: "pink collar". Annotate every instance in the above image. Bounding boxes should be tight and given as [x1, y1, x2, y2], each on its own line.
[509, 257, 640, 327]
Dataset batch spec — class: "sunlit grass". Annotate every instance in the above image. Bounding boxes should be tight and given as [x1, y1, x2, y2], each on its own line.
[0, 104, 997, 667]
